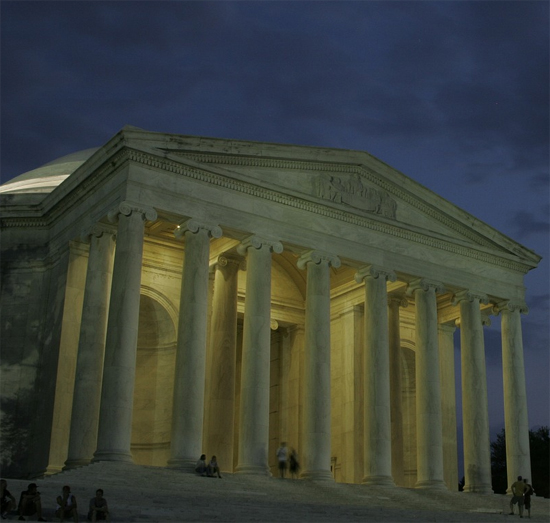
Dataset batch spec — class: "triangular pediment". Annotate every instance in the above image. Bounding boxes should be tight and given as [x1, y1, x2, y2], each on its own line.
[88, 127, 541, 268]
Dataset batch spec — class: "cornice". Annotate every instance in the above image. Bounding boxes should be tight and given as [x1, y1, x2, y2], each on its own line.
[132, 150, 531, 273]
[1, 148, 533, 275]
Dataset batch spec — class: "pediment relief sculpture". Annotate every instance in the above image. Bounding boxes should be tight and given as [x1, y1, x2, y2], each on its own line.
[316, 173, 397, 219]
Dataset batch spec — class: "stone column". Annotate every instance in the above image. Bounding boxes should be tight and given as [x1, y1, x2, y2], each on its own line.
[453, 290, 492, 493]
[65, 225, 116, 469]
[298, 250, 340, 481]
[235, 236, 283, 475]
[168, 220, 222, 469]
[355, 265, 396, 486]
[407, 278, 446, 489]
[438, 323, 458, 492]
[497, 300, 531, 489]
[94, 201, 157, 462]
[205, 254, 244, 472]
[388, 294, 408, 486]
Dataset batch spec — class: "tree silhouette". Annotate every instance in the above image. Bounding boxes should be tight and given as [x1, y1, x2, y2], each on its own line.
[491, 427, 549, 498]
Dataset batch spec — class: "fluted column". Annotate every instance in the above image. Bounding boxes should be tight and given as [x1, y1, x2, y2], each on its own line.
[407, 278, 446, 489]
[453, 290, 492, 493]
[497, 300, 531, 490]
[235, 236, 283, 475]
[205, 254, 244, 471]
[65, 225, 116, 469]
[94, 201, 157, 462]
[298, 250, 340, 481]
[168, 220, 222, 469]
[438, 323, 458, 491]
[355, 265, 396, 486]
[388, 294, 408, 486]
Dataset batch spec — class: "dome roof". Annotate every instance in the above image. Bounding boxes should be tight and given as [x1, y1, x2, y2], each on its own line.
[0, 147, 99, 194]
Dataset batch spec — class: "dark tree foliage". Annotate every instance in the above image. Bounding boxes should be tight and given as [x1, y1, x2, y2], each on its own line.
[491, 427, 550, 498]
[491, 429, 508, 494]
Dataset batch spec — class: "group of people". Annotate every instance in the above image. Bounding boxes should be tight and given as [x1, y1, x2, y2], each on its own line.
[1, 480, 110, 522]
[195, 455, 222, 478]
[276, 442, 299, 479]
[509, 476, 535, 518]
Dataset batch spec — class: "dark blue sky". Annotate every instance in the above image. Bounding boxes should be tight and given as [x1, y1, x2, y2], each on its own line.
[1, 1, 548, 435]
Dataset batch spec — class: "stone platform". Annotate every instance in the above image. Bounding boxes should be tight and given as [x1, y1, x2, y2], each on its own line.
[2, 462, 549, 522]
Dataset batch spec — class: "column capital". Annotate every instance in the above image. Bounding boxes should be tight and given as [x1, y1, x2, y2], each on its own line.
[174, 219, 222, 240]
[80, 223, 117, 243]
[439, 322, 457, 334]
[493, 300, 529, 315]
[388, 293, 408, 308]
[297, 250, 340, 270]
[237, 235, 283, 255]
[406, 278, 446, 296]
[451, 289, 489, 306]
[107, 200, 157, 223]
[217, 254, 246, 271]
[355, 264, 396, 284]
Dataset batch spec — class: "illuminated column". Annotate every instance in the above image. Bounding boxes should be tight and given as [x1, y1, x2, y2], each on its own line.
[438, 323, 458, 491]
[388, 294, 408, 486]
[205, 254, 244, 471]
[169, 220, 222, 469]
[235, 236, 283, 475]
[355, 265, 396, 486]
[453, 290, 492, 493]
[65, 224, 116, 469]
[497, 300, 531, 490]
[94, 201, 157, 462]
[299, 250, 340, 481]
[407, 278, 446, 489]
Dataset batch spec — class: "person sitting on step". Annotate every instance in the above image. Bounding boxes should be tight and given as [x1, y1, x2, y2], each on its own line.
[87, 489, 110, 522]
[207, 456, 222, 478]
[55, 485, 78, 522]
[18, 483, 46, 522]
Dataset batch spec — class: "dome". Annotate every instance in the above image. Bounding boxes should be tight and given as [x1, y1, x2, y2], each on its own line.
[0, 147, 99, 194]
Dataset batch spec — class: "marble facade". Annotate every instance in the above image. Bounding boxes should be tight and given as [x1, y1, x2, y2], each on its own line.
[0, 127, 540, 492]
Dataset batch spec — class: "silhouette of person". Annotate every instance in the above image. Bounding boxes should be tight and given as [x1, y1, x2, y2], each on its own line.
[276, 442, 288, 478]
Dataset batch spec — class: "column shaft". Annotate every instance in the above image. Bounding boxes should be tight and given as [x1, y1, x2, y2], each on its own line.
[438, 324, 458, 491]
[94, 202, 156, 462]
[169, 220, 221, 469]
[236, 237, 282, 475]
[500, 303, 531, 488]
[300, 251, 340, 481]
[410, 280, 446, 489]
[358, 267, 395, 485]
[457, 293, 492, 493]
[388, 296, 405, 486]
[205, 255, 241, 471]
[65, 227, 115, 468]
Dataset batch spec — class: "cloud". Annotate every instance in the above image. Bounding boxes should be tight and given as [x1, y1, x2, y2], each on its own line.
[510, 210, 550, 238]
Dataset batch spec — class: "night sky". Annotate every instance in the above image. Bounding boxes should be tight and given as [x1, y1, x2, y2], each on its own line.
[2, 2, 548, 445]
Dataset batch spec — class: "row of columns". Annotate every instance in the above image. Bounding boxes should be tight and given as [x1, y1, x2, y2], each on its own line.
[64, 200, 532, 491]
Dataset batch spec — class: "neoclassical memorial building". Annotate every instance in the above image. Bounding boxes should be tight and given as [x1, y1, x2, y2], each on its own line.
[0, 127, 540, 492]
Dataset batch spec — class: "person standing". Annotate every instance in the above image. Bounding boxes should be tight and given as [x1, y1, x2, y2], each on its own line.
[289, 448, 300, 479]
[509, 475, 528, 518]
[276, 442, 288, 478]
[87, 489, 110, 522]
[523, 478, 534, 519]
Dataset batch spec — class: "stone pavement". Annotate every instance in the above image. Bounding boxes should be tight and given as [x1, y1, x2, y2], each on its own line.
[2, 462, 549, 522]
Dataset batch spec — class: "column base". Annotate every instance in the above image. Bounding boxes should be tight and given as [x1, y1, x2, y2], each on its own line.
[415, 479, 447, 490]
[93, 449, 134, 463]
[464, 483, 493, 494]
[234, 464, 270, 476]
[167, 458, 196, 472]
[300, 469, 334, 482]
[362, 475, 395, 486]
[63, 458, 92, 470]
